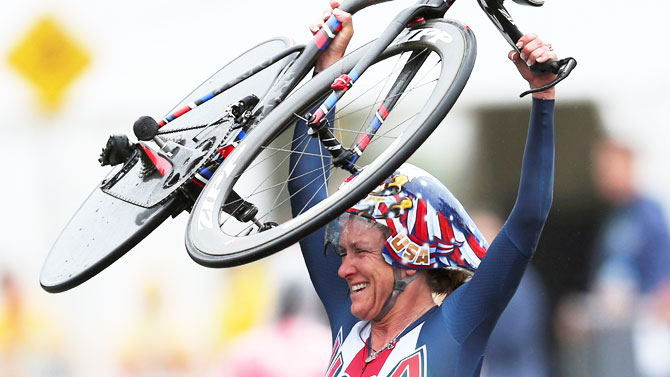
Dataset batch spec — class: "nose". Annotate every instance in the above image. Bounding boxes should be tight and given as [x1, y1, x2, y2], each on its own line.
[337, 254, 356, 279]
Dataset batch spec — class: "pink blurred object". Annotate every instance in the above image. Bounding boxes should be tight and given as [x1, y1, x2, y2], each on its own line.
[215, 315, 331, 377]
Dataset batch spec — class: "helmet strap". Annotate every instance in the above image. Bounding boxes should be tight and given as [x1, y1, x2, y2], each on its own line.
[373, 268, 421, 322]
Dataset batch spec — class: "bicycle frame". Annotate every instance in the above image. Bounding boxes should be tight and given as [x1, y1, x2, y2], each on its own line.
[143, 0, 456, 201]
[125, 0, 576, 215]
[152, 0, 573, 177]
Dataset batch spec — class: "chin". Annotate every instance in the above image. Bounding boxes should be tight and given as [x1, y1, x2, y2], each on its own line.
[350, 305, 377, 321]
[350, 305, 368, 320]
[350, 307, 364, 320]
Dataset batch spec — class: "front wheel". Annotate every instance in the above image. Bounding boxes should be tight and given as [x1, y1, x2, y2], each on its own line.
[186, 20, 477, 267]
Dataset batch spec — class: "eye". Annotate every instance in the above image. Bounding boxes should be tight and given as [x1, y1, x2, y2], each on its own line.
[335, 247, 347, 257]
[325, 242, 347, 257]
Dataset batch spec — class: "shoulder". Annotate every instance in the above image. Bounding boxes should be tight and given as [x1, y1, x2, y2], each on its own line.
[620, 196, 670, 235]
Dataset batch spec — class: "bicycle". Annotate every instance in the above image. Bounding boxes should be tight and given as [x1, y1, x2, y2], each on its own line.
[40, 0, 576, 293]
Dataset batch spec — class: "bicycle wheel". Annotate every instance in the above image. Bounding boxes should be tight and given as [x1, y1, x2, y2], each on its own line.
[40, 38, 297, 293]
[186, 19, 476, 267]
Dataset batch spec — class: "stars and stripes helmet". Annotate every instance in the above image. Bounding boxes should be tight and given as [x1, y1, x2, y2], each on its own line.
[328, 163, 488, 275]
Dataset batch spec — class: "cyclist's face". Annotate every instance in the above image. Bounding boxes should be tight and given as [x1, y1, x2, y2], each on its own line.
[337, 217, 393, 320]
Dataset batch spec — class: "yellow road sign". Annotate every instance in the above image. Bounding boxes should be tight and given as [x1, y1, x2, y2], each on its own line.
[8, 16, 91, 111]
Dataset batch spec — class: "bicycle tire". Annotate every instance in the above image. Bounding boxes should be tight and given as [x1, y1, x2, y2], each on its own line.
[186, 19, 477, 267]
[40, 38, 297, 293]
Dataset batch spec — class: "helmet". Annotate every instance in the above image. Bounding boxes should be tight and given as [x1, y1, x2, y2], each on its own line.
[326, 164, 488, 320]
[327, 163, 488, 275]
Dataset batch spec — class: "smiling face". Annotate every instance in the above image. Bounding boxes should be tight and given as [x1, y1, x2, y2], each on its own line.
[336, 216, 395, 320]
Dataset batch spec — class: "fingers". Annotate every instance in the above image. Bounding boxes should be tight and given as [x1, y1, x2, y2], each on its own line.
[512, 33, 558, 99]
[309, 2, 350, 35]
[508, 50, 528, 72]
[516, 33, 557, 66]
[332, 9, 353, 34]
[309, 22, 321, 35]
[322, 1, 341, 22]
[322, 9, 332, 21]
[312, 2, 354, 72]
[308, 7, 333, 35]
[508, 50, 519, 62]
[534, 48, 557, 65]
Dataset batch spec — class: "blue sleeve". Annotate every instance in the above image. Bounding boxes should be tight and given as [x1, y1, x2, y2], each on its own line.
[288, 110, 355, 337]
[443, 97, 555, 345]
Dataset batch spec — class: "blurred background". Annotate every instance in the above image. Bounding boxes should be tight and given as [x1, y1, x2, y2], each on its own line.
[1, 0, 669, 376]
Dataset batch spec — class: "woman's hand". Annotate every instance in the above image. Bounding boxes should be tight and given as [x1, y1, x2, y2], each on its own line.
[508, 33, 557, 100]
[310, 1, 354, 73]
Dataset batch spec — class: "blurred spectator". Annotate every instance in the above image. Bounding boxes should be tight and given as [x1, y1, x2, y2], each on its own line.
[590, 139, 670, 299]
[118, 280, 191, 377]
[473, 211, 550, 377]
[214, 263, 273, 349]
[0, 270, 69, 377]
[211, 280, 331, 377]
[556, 139, 670, 377]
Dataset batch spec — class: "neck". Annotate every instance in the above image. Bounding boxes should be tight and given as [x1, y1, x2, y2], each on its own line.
[369, 278, 434, 350]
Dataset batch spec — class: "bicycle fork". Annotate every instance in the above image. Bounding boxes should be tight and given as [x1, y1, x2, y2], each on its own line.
[307, 0, 446, 173]
[307, 49, 429, 174]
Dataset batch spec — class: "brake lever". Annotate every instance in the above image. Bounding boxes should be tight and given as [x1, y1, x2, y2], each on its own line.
[520, 57, 578, 97]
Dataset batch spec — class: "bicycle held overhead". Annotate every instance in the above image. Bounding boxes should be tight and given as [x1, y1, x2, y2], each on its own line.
[40, 0, 576, 295]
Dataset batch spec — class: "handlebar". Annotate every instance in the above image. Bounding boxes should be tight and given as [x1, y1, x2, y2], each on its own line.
[336, 0, 576, 96]
[476, 0, 577, 96]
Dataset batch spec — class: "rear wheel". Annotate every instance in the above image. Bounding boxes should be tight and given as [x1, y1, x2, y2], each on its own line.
[186, 20, 477, 267]
[40, 38, 297, 292]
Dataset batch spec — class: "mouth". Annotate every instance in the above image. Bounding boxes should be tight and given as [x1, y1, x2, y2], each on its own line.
[350, 282, 369, 294]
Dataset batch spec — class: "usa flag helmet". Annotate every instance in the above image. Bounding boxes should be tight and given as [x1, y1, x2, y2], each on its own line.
[328, 164, 488, 274]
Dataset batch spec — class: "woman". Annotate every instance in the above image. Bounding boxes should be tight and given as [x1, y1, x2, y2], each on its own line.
[289, 2, 556, 376]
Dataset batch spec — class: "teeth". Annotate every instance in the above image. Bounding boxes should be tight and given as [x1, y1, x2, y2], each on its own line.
[351, 283, 368, 292]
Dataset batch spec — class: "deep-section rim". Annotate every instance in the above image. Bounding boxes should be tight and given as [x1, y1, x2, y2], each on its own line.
[186, 19, 477, 267]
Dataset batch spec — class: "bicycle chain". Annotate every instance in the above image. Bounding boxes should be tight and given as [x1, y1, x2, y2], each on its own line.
[156, 121, 215, 136]
[156, 104, 240, 136]
[102, 95, 262, 208]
